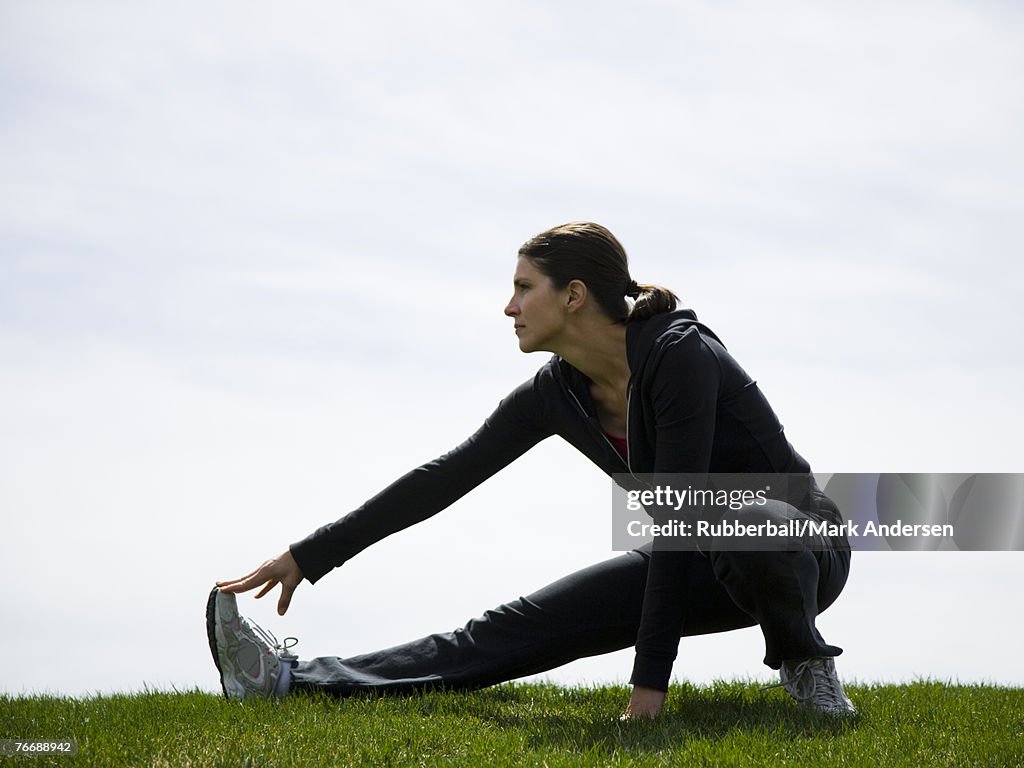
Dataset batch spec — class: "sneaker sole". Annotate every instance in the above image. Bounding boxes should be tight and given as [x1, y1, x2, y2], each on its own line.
[205, 587, 229, 698]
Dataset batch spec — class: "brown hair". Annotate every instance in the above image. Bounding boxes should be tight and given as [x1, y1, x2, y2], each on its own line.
[517, 222, 678, 323]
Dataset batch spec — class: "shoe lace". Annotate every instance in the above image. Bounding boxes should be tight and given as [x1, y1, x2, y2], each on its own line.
[247, 617, 300, 660]
[763, 658, 846, 708]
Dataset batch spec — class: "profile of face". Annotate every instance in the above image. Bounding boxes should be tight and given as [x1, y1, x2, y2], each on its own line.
[504, 256, 571, 353]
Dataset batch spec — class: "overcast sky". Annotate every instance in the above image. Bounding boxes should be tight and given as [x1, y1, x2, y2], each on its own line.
[2, 1, 1022, 697]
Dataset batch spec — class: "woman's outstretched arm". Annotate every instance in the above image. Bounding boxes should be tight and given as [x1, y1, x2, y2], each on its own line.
[218, 376, 553, 614]
[288, 377, 552, 584]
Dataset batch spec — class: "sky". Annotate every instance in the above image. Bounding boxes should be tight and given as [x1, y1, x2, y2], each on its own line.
[1, 1, 1022, 697]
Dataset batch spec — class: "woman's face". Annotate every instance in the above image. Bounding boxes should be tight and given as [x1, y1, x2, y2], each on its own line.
[504, 256, 568, 353]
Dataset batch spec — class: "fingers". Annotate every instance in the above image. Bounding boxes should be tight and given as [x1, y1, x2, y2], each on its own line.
[254, 579, 278, 600]
[215, 579, 249, 594]
[215, 573, 250, 592]
[216, 559, 277, 594]
[278, 583, 295, 616]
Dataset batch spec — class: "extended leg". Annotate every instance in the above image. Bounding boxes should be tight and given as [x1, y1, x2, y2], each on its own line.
[291, 547, 653, 696]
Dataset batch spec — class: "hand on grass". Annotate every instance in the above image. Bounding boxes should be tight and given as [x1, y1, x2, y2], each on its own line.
[621, 685, 666, 719]
[217, 549, 305, 616]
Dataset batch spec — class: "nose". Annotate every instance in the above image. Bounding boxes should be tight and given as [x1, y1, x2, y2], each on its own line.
[504, 296, 518, 317]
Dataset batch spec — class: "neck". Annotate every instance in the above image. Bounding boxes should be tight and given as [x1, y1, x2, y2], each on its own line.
[552, 320, 630, 390]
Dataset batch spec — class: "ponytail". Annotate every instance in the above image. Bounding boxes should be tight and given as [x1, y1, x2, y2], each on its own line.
[628, 283, 679, 322]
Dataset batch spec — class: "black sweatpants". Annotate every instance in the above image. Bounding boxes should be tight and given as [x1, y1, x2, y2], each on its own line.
[290, 500, 851, 696]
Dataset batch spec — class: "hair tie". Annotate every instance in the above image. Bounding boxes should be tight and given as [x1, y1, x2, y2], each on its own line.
[625, 279, 641, 298]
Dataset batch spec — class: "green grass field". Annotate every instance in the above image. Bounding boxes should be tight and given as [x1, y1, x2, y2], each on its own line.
[3, 681, 1022, 767]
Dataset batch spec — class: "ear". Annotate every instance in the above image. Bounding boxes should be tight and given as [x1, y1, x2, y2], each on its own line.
[564, 279, 588, 313]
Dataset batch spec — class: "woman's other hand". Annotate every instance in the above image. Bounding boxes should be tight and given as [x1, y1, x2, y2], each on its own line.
[217, 549, 304, 616]
[621, 685, 666, 719]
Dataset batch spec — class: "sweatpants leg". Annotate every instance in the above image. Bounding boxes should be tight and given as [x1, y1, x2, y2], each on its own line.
[291, 548, 651, 696]
[707, 546, 849, 668]
[704, 499, 851, 668]
[291, 535, 849, 696]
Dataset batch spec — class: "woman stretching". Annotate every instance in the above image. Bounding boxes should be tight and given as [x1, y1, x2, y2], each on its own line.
[206, 222, 855, 718]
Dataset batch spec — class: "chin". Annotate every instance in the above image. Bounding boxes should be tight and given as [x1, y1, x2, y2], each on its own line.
[515, 329, 553, 354]
[516, 335, 538, 353]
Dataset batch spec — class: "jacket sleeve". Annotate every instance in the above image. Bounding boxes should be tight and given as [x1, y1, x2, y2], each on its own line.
[629, 329, 722, 691]
[289, 377, 553, 584]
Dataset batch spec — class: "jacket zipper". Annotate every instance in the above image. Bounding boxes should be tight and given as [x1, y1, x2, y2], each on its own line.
[624, 389, 632, 473]
[566, 385, 638, 481]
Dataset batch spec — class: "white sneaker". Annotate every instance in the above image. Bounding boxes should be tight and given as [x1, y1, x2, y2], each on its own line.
[206, 587, 298, 700]
[776, 657, 857, 716]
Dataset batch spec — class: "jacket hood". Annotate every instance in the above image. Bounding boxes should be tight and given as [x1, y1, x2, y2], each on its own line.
[625, 308, 725, 380]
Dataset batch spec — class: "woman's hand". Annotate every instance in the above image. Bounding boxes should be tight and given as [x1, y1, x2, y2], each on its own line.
[621, 685, 666, 719]
[217, 549, 305, 616]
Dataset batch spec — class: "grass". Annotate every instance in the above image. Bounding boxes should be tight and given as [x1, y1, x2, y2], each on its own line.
[2, 681, 1023, 767]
